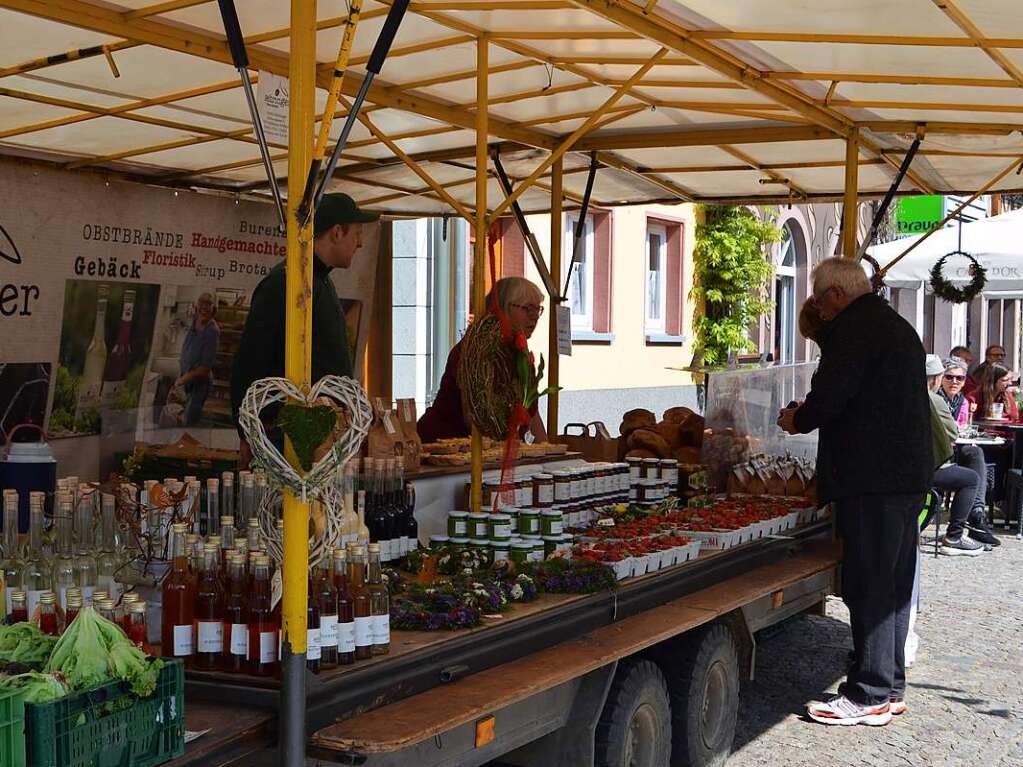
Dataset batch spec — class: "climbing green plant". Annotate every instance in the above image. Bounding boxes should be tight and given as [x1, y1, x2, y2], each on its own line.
[692, 205, 782, 366]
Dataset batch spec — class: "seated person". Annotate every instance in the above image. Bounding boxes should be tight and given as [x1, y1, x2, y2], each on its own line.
[966, 344, 1006, 397]
[939, 358, 1000, 547]
[969, 363, 1019, 422]
[418, 276, 547, 444]
[949, 345, 976, 393]
[926, 354, 984, 556]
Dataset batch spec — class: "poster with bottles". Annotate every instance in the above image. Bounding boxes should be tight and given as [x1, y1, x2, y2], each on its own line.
[50, 280, 161, 438]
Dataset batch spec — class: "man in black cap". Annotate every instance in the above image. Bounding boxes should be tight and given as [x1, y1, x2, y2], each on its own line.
[231, 193, 378, 466]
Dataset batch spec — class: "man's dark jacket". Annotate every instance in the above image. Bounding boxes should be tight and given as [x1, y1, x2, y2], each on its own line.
[231, 256, 352, 435]
[793, 293, 932, 504]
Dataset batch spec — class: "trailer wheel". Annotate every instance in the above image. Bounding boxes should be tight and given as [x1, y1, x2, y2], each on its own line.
[664, 623, 739, 767]
[594, 659, 672, 767]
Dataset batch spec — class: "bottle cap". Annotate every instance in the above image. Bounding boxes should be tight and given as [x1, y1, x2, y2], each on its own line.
[203, 543, 218, 555]
[128, 600, 148, 614]
[247, 518, 260, 528]
[221, 515, 234, 525]
[122, 592, 140, 603]
[332, 547, 347, 560]
[39, 591, 57, 605]
[66, 592, 83, 608]
[368, 542, 381, 553]
[97, 598, 116, 611]
[10, 590, 26, 604]
[207, 535, 222, 547]
[92, 590, 109, 602]
[351, 544, 366, 556]
[207, 477, 219, 489]
[171, 522, 188, 533]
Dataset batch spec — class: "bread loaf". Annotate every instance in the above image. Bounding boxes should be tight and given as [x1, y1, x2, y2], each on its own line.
[655, 421, 685, 449]
[627, 428, 672, 458]
[625, 448, 658, 460]
[619, 408, 656, 437]
[662, 406, 696, 424]
[673, 446, 702, 465]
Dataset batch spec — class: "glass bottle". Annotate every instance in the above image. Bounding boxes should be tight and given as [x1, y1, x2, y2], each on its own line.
[356, 490, 370, 545]
[245, 518, 261, 552]
[316, 561, 338, 670]
[38, 591, 59, 636]
[366, 543, 390, 656]
[349, 545, 373, 661]
[248, 554, 278, 676]
[96, 597, 117, 624]
[403, 482, 419, 557]
[128, 600, 149, 652]
[193, 543, 224, 671]
[185, 480, 201, 533]
[1, 490, 23, 618]
[305, 571, 321, 674]
[161, 522, 196, 662]
[332, 548, 355, 665]
[74, 493, 98, 606]
[97, 493, 123, 604]
[205, 477, 220, 537]
[185, 533, 200, 575]
[120, 592, 140, 632]
[23, 493, 52, 620]
[239, 473, 255, 529]
[101, 288, 135, 408]
[9, 590, 27, 624]
[221, 472, 235, 529]
[223, 553, 248, 672]
[76, 285, 108, 421]
[64, 589, 82, 632]
[51, 496, 76, 612]
[219, 516, 235, 568]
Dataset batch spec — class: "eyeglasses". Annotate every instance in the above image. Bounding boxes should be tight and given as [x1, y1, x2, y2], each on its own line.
[944, 374, 966, 382]
[510, 302, 544, 317]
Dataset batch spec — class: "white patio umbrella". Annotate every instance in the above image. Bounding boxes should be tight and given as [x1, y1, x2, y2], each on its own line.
[868, 209, 1023, 291]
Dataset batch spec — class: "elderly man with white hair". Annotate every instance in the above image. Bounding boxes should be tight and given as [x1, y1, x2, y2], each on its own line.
[778, 257, 931, 727]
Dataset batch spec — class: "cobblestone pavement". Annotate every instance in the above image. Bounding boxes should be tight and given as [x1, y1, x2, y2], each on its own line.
[729, 533, 1023, 767]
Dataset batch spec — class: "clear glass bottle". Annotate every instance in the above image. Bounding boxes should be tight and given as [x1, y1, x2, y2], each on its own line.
[23, 493, 52, 620]
[245, 518, 261, 552]
[205, 477, 220, 537]
[366, 543, 390, 656]
[185, 480, 201, 533]
[223, 553, 248, 672]
[75, 285, 108, 421]
[403, 482, 419, 557]
[97, 493, 123, 604]
[219, 516, 235, 568]
[9, 590, 28, 624]
[64, 588, 82, 632]
[128, 600, 149, 652]
[332, 548, 355, 665]
[316, 560, 338, 670]
[1, 490, 23, 619]
[220, 472, 235, 528]
[96, 597, 118, 624]
[349, 545, 373, 661]
[74, 493, 98, 606]
[51, 496, 76, 611]
[239, 473, 255, 530]
[185, 533, 200, 575]
[248, 554, 278, 676]
[193, 543, 224, 671]
[305, 571, 322, 674]
[356, 490, 370, 546]
[161, 522, 196, 662]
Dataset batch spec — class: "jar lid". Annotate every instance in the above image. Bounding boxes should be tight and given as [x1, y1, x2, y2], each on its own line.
[522, 534, 542, 540]
[497, 505, 520, 514]
[469, 538, 489, 545]
[128, 601, 148, 614]
[541, 509, 563, 517]
[625, 457, 642, 464]
[512, 541, 533, 550]
[642, 458, 660, 464]
[490, 513, 511, 521]
[468, 512, 488, 519]
[542, 535, 561, 542]
[448, 510, 468, 518]
[430, 534, 450, 542]
[449, 537, 469, 544]
[659, 458, 678, 465]
[519, 508, 539, 516]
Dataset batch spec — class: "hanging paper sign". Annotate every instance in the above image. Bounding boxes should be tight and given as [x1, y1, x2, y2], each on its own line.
[556, 304, 572, 356]
[257, 71, 290, 145]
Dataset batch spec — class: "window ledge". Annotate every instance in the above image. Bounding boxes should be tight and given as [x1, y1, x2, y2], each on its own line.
[645, 333, 687, 346]
[572, 330, 615, 344]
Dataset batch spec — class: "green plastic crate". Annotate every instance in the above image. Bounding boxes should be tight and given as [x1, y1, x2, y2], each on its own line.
[0, 686, 26, 767]
[25, 660, 184, 767]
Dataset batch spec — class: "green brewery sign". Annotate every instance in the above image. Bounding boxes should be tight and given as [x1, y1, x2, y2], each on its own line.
[896, 195, 943, 234]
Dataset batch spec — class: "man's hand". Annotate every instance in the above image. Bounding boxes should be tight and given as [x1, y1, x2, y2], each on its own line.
[777, 405, 801, 435]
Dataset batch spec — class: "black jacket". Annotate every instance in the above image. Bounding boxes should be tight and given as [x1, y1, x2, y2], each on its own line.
[793, 293, 932, 504]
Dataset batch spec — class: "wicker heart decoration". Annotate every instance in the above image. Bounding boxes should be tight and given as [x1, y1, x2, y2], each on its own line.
[238, 375, 373, 498]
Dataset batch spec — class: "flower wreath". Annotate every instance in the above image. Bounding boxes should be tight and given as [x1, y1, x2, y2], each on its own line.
[930, 251, 986, 304]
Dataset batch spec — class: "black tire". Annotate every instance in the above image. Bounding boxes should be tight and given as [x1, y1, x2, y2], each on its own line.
[595, 659, 672, 767]
[663, 623, 740, 767]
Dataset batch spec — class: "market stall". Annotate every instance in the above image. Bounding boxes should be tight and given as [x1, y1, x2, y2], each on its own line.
[3, 1, 1023, 765]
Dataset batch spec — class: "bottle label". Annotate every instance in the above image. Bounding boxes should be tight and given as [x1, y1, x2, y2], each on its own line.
[307, 628, 322, 660]
[173, 624, 195, 656]
[320, 615, 339, 648]
[354, 616, 372, 647]
[538, 485, 554, 504]
[197, 621, 224, 653]
[371, 614, 390, 645]
[400, 535, 410, 557]
[259, 630, 277, 664]
[230, 624, 247, 655]
[407, 538, 419, 553]
[338, 620, 356, 653]
[380, 540, 391, 562]
[4, 588, 11, 617]
[270, 569, 283, 612]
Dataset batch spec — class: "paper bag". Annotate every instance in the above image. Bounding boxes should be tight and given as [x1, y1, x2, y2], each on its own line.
[366, 397, 407, 467]
[395, 397, 422, 473]
[557, 421, 620, 462]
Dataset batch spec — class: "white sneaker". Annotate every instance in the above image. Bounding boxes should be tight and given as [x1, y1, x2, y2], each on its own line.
[807, 694, 893, 726]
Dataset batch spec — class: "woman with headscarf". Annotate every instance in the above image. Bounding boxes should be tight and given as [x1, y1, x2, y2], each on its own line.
[417, 277, 547, 444]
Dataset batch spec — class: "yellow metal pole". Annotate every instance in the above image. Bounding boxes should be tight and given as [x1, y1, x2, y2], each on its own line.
[547, 158, 563, 437]
[281, 0, 314, 762]
[470, 35, 488, 515]
[841, 132, 859, 258]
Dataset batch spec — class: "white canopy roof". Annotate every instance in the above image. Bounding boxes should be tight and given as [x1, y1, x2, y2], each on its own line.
[868, 208, 1023, 290]
[3, 0, 1023, 214]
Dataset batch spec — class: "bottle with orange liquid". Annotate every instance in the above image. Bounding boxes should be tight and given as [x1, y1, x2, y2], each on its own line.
[222, 552, 248, 672]
[348, 545, 373, 661]
[248, 554, 278, 676]
[161, 522, 196, 663]
[193, 544, 224, 671]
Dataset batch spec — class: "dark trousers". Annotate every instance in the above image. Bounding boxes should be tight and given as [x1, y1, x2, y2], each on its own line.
[837, 494, 920, 705]
[954, 443, 987, 512]
[932, 464, 980, 538]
